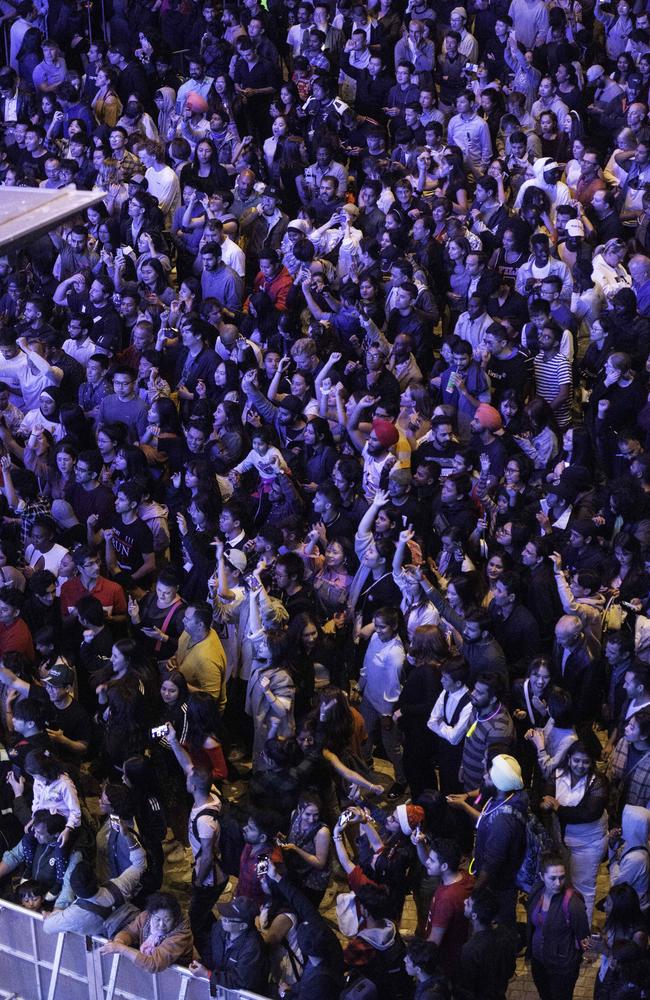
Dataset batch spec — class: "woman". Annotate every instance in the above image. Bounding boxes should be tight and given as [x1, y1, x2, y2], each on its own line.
[192, 138, 228, 186]
[564, 136, 587, 193]
[140, 396, 184, 469]
[246, 628, 295, 770]
[537, 110, 571, 165]
[554, 63, 584, 115]
[18, 388, 64, 442]
[96, 422, 128, 484]
[480, 550, 510, 607]
[584, 883, 648, 1000]
[444, 236, 472, 326]
[92, 66, 123, 127]
[287, 612, 340, 718]
[514, 397, 561, 473]
[209, 359, 242, 409]
[397, 625, 445, 799]
[112, 444, 151, 488]
[488, 222, 529, 287]
[128, 567, 185, 663]
[539, 740, 609, 923]
[102, 891, 192, 971]
[122, 755, 167, 893]
[512, 656, 552, 767]
[526, 853, 589, 1000]
[207, 401, 248, 472]
[45, 442, 77, 501]
[301, 417, 337, 493]
[282, 791, 332, 907]
[305, 534, 352, 619]
[138, 257, 175, 308]
[134, 230, 171, 280]
[153, 669, 189, 844]
[169, 691, 227, 784]
[438, 147, 469, 215]
[525, 686, 578, 781]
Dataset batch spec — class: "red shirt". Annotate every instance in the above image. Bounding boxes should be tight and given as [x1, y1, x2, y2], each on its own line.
[0, 618, 35, 661]
[424, 870, 475, 977]
[252, 266, 293, 311]
[60, 576, 127, 615]
[235, 843, 283, 906]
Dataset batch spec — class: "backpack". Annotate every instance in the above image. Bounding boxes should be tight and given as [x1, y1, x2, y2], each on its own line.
[191, 802, 245, 878]
[75, 880, 139, 937]
[500, 804, 555, 893]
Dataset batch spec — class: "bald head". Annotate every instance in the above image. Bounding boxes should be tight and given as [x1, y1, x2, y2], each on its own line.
[629, 254, 650, 285]
[555, 614, 582, 648]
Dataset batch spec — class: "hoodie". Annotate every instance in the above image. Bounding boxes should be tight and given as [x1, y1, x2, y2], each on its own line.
[138, 500, 170, 555]
[156, 87, 177, 140]
[553, 568, 606, 645]
[610, 804, 650, 911]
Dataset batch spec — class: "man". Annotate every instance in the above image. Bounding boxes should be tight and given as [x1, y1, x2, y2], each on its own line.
[530, 76, 568, 131]
[359, 606, 407, 799]
[606, 664, 650, 759]
[189, 897, 269, 992]
[394, 19, 435, 72]
[299, 141, 348, 201]
[552, 614, 602, 730]
[200, 241, 244, 311]
[489, 572, 541, 678]
[57, 449, 115, 533]
[174, 602, 227, 710]
[251, 250, 293, 312]
[483, 322, 533, 403]
[43, 825, 146, 935]
[460, 674, 514, 792]
[456, 889, 518, 1000]
[0, 587, 34, 660]
[532, 321, 574, 429]
[60, 547, 127, 631]
[469, 404, 507, 481]
[233, 38, 278, 137]
[521, 538, 564, 650]
[41, 660, 92, 764]
[421, 837, 474, 978]
[97, 366, 148, 442]
[515, 233, 572, 303]
[89, 482, 155, 589]
[446, 90, 492, 177]
[471, 754, 528, 926]
[83, 275, 122, 350]
[242, 185, 289, 267]
[274, 552, 315, 619]
[348, 418, 399, 501]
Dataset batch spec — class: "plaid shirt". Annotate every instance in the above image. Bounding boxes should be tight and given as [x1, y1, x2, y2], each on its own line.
[608, 738, 650, 811]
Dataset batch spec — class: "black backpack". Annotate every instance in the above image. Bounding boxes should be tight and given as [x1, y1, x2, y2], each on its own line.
[191, 803, 245, 878]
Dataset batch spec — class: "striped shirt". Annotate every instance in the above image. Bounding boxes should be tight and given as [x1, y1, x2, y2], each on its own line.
[533, 351, 573, 428]
[461, 703, 515, 791]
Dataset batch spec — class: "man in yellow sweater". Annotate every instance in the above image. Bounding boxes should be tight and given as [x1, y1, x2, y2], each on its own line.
[174, 602, 227, 712]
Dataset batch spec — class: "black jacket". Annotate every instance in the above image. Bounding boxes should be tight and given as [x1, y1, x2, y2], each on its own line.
[208, 923, 269, 994]
[526, 883, 589, 975]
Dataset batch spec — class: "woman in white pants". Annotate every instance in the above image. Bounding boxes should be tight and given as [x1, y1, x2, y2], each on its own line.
[540, 741, 609, 924]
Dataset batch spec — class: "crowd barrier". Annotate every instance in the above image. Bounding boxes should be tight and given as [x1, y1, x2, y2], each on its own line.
[0, 899, 272, 1000]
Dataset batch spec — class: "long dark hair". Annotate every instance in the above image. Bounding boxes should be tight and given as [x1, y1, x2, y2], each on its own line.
[185, 691, 223, 751]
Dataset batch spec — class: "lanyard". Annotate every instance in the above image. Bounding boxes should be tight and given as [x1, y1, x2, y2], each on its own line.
[466, 703, 501, 740]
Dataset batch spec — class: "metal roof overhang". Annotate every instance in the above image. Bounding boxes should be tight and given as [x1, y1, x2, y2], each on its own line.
[0, 186, 106, 253]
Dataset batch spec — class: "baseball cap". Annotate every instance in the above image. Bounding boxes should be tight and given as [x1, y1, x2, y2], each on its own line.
[565, 219, 585, 237]
[217, 897, 259, 923]
[43, 661, 75, 687]
[225, 549, 247, 572]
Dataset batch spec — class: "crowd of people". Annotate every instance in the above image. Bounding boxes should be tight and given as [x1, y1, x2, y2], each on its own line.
[1, 0, 650, 997]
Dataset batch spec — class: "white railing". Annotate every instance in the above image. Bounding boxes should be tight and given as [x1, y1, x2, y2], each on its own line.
[0, 899, 272, 1000]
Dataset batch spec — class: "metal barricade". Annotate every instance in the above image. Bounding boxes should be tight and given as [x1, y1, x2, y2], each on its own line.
[0, 900, 272, 1000]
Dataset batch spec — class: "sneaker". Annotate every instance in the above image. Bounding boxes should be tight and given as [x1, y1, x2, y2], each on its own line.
[386, 782, 407, 800]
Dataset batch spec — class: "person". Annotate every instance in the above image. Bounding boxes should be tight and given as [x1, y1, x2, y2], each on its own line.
[42, 822, 147, 935]
[358, 605, 408, 799]
[421, 836, 474, 978]
[526, 853, 590, 1000]
[0, 3, 648, 997]
[471, 754, 528, 926]
[0, 810, 83, 910]
[172, 602, 227, 710]
[100, 891, 193, 972]
[189, 895, 270, 992]
[539, 740, 609, 923]
[455, 888, 518, 1000]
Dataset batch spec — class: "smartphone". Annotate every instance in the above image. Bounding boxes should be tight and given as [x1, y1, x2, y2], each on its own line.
[256, 857, 269, 878]
[276, 833, 287, 846]
[151, 725, 167, 738]
[341, 808, 356, 825]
